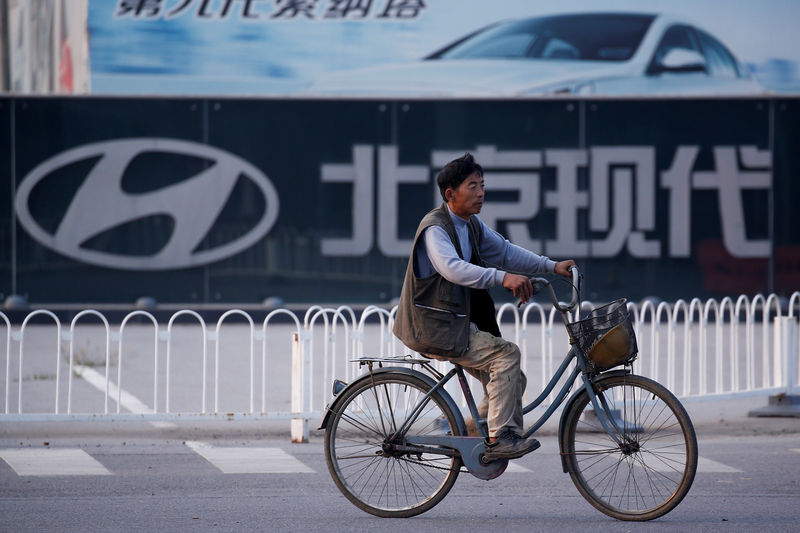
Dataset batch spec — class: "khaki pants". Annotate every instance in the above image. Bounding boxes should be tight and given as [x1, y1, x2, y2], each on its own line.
[428, 323, 526, 438]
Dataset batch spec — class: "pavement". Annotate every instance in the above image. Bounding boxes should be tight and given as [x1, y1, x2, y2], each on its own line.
[1, 393, 798, 442]
[682, 394, 800, 437]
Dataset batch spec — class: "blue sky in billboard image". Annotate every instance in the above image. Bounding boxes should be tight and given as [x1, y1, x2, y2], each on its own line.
[90, 0, 800, 95]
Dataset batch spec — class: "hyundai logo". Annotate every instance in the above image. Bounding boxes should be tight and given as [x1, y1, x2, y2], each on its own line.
[14, 138, 279, 270]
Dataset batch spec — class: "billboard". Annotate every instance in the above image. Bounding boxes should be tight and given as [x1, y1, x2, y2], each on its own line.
[89, 0, 800, 96]
[1, 96, 797, 305]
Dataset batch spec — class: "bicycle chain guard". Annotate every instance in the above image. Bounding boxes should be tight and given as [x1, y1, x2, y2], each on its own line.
[405, 435, 509, 480]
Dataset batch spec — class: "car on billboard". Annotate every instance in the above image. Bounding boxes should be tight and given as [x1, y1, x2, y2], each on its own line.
[307, 13, 764, 96]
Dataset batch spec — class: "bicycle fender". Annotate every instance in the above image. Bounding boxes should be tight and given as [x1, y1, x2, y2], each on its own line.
[557, 369, 631, 473]
[317, 366, 466, 435]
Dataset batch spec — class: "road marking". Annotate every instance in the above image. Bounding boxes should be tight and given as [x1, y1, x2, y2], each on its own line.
[504, 462, 531, 472]
[697, 457, 742, 473]
[791, 449, 800, 454]
[150, 421, 178, 429]
[75, 364, 151, 413]
[0, 449, 111, 476]
[76, 364, 177, 428]
[613, 455, 742, 474]
[184, 441, 315, 474]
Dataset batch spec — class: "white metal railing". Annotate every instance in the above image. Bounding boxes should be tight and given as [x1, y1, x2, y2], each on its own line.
[165, 310, 206, 414]
[0, 291, 798, 440]
[119, 311, 159, 414]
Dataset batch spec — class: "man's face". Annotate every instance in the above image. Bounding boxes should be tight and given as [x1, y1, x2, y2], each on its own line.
[446, 172, 484, 220]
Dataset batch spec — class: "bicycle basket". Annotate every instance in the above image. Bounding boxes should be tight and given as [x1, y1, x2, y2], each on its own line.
[566, 299, 638, 372]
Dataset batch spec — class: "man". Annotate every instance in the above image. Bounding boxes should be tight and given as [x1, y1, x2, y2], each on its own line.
[393, 153, 576, 461]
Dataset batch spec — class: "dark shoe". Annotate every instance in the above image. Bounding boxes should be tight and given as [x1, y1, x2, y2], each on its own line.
[482, 430, 540, 461]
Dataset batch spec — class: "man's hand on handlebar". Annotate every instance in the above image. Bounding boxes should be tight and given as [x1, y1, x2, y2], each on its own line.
[502, 273, 533, 304]
[509, 260, 579, 308]
[554, 259, 576, 278]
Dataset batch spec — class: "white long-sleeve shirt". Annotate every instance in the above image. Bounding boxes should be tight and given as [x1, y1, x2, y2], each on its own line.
[415, 205, 556, 288]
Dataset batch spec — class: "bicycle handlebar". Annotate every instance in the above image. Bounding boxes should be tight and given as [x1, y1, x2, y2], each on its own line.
[528, 266, 580, 313]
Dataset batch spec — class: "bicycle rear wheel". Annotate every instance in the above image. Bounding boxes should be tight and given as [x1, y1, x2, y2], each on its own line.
[561, 374, 697, 521]
[324, 372, 462, 518]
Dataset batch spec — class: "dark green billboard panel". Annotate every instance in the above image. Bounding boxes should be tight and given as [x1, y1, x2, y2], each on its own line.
[0, 97, 795, 305]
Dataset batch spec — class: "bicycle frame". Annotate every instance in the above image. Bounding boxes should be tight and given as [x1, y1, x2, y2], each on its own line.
[520, 345, 631, 446]
[396, 347, 620, 430]
[350, 345, 626, 480]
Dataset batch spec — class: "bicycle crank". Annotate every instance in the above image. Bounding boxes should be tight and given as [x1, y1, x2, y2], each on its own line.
[405, 435, 508, 480]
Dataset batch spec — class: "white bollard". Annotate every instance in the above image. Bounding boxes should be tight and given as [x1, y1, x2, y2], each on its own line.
[781, 317, 799, 395]
[291, 332, 309, 443]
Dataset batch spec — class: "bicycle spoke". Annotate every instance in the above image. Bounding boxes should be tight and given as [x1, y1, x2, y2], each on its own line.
[563, 375, 697, 520]
[337, 410, 386, 439]
[325, 373, 462, 517]
[632, 453, 677, 498]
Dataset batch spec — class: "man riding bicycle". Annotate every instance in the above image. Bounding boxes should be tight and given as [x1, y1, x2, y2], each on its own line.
[393, 153, 576, 461]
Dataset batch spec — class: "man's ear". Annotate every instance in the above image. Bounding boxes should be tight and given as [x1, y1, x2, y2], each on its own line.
[444, 188, 453, 202]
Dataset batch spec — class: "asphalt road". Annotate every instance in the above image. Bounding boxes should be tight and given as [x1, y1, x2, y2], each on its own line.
[1, 424, 799, 533]
[3, 322, 800, 532]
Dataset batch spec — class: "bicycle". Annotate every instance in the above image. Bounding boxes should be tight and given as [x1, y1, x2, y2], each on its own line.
[319, 267, 698, 520]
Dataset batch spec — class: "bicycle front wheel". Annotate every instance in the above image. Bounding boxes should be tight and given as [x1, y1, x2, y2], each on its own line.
[561, 374, 698, 521]
[324, 372, 462, 518]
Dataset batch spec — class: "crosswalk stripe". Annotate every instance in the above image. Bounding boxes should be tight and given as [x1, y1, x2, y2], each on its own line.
[184, 441, 315, 474]
[636, 456, 741, 474]
[697, 456, 742, 473]
[0, 449, 111, 476]
[505, 456, 737, 474]
[0, 447, 740, 477]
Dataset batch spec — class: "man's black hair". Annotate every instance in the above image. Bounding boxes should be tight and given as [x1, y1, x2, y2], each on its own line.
[436, 153, 484, 201]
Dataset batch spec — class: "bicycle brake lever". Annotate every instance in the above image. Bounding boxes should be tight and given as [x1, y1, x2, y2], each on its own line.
[517, 277, 550, 308]
[531, 278, 549, 294]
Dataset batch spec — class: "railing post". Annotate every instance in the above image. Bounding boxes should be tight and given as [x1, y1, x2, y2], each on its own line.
[262, 309, 302, 416]
[166, 310, 207, 414]
[291, 332, 309, 443]
[1, 312, 11, 414]
[781, 318, 798, 395]
[119, 311, 158, 414]
[214, 310, 255, 414]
